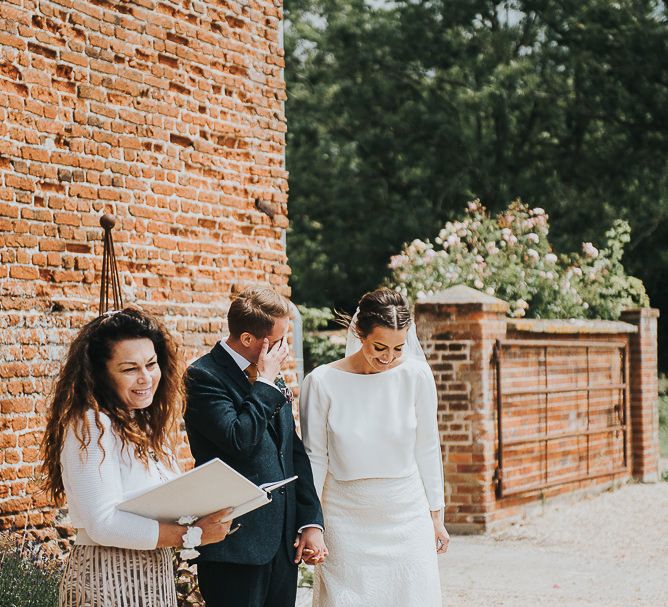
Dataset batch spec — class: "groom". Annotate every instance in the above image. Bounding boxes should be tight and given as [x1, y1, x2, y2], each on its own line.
[185, 286, 326, 607]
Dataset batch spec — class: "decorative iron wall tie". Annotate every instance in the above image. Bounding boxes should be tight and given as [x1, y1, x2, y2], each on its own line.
[98, 213, 124, 315]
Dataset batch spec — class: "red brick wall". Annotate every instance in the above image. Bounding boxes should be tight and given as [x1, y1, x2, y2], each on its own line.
[621, 309, 661, 481]
[417, 297, 507, 532]
[415, 286, 659, 533]
[0, 0, 288, 544]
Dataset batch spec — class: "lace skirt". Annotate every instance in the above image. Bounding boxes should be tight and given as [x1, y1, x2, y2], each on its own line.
[59, 545, 177, 607]
[313, 471, 442, 607]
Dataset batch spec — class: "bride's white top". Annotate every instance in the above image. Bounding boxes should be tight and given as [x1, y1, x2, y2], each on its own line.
[61, 409, 178, 550]
[299, 357, 445, 510]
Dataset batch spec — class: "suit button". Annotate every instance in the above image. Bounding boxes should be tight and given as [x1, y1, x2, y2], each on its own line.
[279, 488, 285, 495]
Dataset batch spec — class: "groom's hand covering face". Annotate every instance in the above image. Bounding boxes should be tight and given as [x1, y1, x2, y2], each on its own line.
[242, 315, 290, 382]
[256, 334, 289, 383]
[240, 315, 289, 361]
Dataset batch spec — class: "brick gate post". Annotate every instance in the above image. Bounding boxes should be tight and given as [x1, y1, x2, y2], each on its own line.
[620, 308, 661, 482]
[415, 285, 508, 533]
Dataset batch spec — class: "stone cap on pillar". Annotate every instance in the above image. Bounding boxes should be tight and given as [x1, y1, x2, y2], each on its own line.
[415, 284, 509, 315]
[620, 308, 660, 321]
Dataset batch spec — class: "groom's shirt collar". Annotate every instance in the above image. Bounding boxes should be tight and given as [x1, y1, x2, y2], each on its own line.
[220, 339, 251, 372]
[219, 339, 280, 392]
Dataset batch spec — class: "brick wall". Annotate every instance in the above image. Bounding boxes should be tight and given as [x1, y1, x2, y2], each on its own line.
[0, 0, 288, 545]
[416, 285, 660, 533]
[621, 309, 661, 481]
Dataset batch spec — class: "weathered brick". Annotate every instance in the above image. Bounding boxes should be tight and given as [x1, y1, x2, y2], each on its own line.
[78, 84, 106, 101]
[9, 266, 39, 280]
[0, 32, 26, 50]
[2, 0, 292, 551]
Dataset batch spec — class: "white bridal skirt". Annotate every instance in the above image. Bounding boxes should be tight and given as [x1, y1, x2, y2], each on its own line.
[313, 471, 442, 607]
[59, 544, 177, 607]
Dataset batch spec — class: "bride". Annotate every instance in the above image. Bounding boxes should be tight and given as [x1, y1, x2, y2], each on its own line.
[299, 288, 448, 607]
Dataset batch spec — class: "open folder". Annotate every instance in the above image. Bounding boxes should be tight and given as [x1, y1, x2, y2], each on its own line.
[118, 458, 297, 522]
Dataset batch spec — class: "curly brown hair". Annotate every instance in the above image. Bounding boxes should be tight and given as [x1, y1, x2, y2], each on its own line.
[40, 307, 185, 505]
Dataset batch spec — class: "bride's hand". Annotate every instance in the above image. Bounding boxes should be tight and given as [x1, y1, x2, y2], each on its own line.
[431, 510, 450, 554]
[294, 528, 328, 564]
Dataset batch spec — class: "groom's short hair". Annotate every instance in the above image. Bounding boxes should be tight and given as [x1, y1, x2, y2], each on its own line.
[228, 286, 290, 338]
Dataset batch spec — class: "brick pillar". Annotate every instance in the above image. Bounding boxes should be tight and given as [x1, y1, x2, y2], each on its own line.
[620, 308, 660, 482]
[415, 285, 508, 533]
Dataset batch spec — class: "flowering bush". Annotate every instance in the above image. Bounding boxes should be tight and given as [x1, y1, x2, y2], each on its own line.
[388, 200, 648, 320]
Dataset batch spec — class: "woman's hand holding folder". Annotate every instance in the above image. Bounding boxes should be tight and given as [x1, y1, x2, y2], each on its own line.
[157, 507, 235, 549]
[198, 507, 237, 544]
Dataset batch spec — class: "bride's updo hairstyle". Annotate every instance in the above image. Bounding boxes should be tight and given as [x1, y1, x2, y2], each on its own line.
[353, 288, 412, 338]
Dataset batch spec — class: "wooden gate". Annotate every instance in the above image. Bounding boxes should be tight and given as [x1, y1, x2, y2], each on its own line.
[494, 339, 630, 498]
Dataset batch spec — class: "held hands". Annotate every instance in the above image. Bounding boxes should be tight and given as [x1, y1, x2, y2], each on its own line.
[431, 510, 450, 555]
[257, 337, 289, 383]
[197, 507, 234, 545]
[294, 528, 328, 565]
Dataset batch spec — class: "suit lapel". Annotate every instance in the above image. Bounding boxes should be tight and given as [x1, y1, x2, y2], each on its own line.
[210, 342, 251, 394]
[211, 343, 286, 448]
[267, 398, 285, 449]
[278, 403, 291, 452]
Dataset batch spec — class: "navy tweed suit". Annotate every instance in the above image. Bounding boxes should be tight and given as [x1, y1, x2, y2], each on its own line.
[184, 343, 323, 606]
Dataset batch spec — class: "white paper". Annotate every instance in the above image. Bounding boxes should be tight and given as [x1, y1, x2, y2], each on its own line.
[118, 458, 294, 523]
[259, 475, 298, 492]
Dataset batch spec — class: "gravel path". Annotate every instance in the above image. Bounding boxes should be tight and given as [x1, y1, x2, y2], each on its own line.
[298, 481, 668, 606]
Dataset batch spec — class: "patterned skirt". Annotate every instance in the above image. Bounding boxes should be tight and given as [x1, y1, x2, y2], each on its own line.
[59, 545, 177, 607]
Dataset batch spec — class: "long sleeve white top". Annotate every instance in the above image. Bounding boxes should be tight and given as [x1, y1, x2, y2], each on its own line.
[60, 409, 178, 550]
[299, 358, 445, 510]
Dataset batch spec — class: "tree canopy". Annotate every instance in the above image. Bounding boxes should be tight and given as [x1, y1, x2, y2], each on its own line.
[284, 0, 668, 360]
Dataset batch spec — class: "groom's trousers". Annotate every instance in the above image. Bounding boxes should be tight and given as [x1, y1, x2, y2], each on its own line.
[197, 539, 298, 607]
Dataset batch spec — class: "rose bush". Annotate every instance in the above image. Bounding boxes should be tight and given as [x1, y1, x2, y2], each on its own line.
[388, 200, 648, 320]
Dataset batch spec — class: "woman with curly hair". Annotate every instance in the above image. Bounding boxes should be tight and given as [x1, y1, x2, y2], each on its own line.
[41, 308, 233, 606]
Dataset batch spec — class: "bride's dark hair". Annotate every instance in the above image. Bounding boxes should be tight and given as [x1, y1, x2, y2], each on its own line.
[348, 288, 412, 338]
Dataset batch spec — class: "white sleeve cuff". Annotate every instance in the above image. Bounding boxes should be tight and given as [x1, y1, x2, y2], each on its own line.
[256, 377, 282, 392]
[298, 524, 324, 534]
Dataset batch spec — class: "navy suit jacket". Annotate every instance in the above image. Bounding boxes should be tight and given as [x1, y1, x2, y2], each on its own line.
[184, 343, 324, 566]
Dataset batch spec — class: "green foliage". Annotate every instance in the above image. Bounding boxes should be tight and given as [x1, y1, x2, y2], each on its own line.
[388, 200, 648, 319]
[298, 562, 314, 588]
[0, 535, 61, 607]
[285, 0, 668, 337]
[298, 306, 346, 372]
[659, 375, 668, 462]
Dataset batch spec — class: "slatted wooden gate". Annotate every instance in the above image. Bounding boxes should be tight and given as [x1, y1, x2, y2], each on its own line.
[494, 339, 630, 498]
